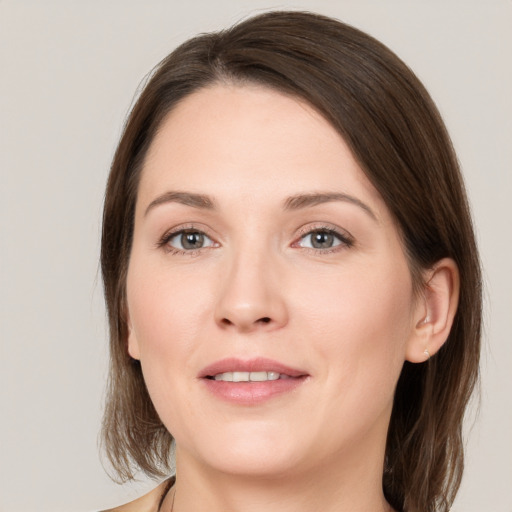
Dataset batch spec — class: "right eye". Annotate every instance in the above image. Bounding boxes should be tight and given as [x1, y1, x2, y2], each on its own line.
[165, 229, 216, 252]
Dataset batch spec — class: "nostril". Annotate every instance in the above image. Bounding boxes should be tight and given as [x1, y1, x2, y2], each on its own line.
[218, 316, 272, 328]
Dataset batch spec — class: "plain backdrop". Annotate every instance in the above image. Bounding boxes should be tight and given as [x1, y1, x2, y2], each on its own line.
[1, 1, 511, 511]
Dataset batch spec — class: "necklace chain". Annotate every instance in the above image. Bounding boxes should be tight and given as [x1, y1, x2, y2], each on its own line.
[162, 481, 395, 512]
[169, 487, 176, 512]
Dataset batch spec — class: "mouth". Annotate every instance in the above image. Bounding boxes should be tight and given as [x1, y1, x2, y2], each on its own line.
[206, 371, 294, 382]
[199, 357, 309, 405]
[199, 357, 308, 380]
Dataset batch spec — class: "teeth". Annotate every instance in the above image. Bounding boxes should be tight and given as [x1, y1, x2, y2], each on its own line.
[214, 372, 233, 381]
[233, 371, 249, 382]
[213, 371, 282, 382]
[249, 371, 268, 381]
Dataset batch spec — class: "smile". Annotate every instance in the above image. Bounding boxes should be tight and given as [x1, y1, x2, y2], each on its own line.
[208, 371, 293, 382]
[199, 357, 309, 404]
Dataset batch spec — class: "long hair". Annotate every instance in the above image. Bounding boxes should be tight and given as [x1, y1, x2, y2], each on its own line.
[100, 11, 481, 512]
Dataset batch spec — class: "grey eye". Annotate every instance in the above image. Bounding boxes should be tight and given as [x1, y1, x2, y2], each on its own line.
[299, 230, 343, 249]
[181, 231, 204, 249]
[168, 230, 215, 250]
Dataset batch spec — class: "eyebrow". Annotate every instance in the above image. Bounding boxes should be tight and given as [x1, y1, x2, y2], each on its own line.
[144, 190, 377, 221]
[284, 192, 377, 221]
[144, 191, 215, 217]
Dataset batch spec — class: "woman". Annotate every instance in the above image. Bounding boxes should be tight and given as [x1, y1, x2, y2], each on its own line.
[100, 11, 481, 512]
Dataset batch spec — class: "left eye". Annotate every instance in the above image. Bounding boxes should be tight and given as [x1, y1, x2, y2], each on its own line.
[298, 229, 346, 249]
[167, 230, 215, 251]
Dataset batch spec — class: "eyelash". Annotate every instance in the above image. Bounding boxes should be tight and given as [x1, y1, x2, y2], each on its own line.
[157, 224, 217, 256]
[157, 224, 354, 256]
[294, 224, 354, 254]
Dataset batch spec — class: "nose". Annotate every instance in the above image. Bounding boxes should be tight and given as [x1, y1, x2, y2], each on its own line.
[214, 248, 289, 333]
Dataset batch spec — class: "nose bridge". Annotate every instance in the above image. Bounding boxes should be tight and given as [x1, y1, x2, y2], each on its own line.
[214, 237, 288, 331]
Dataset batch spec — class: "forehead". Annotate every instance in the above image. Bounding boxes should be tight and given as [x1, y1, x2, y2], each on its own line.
[137, 84, 385, 214]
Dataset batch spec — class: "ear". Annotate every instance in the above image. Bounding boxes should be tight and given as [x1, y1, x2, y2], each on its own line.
[125, 308, 141, 360]
[406, 258, 460, 363]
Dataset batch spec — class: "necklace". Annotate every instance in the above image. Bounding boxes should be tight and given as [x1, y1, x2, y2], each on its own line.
[169, 488, 176, 512]
[159, 476, 395, 512]
[158, 476, 176, 512]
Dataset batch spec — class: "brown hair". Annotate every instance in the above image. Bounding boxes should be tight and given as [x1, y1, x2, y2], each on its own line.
[100, 11, 481, 512]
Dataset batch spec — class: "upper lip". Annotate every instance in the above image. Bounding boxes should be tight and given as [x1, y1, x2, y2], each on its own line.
[198, 357, 308, 378]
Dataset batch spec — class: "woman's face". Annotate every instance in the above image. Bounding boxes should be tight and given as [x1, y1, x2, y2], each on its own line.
[126, 84, 423, 478]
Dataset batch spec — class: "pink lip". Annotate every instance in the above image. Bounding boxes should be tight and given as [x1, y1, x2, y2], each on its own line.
[198, 357, 307, 378]
[198, 357, 309, 405]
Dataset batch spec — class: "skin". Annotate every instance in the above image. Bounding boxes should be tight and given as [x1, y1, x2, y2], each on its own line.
[125, 84, 458, 512]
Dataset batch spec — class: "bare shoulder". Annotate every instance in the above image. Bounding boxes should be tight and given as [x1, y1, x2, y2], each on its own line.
[100, 479, 173, 512]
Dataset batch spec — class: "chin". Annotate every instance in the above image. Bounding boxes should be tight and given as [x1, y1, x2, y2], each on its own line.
[177, 420, 308, 478]
[205, 449, 302, 479]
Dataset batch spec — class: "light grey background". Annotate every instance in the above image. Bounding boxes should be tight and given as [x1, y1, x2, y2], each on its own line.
[1, 1, 511, 511]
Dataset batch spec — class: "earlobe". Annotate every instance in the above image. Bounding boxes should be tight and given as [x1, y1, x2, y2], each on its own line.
[406, 258, 460, 363]
[126, 310, 141, 361]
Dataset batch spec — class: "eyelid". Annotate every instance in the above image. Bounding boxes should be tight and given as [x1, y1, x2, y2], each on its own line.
[292, 223, 355, 250]
[155, 222, 353, 255]
[156, 223, 219, 254]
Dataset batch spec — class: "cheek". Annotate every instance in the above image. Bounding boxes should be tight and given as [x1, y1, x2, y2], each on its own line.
[125, 270, 200, 428]
[126, 262, 212, 429]
[288, 264, 414, 449]
[294, 259, 415, 399]
[296, 258, 414, 342]
[127, 258, 213, 356]
[125, 249, 228, 395]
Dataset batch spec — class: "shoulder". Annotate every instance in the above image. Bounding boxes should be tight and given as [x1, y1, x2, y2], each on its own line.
[100, 478, 174, 512]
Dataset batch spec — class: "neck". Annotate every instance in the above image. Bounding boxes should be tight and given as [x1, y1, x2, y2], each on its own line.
[162, 442, 393, 512]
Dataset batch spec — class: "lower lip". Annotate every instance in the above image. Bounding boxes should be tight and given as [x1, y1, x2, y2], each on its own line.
[201, 376, 308, 405]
